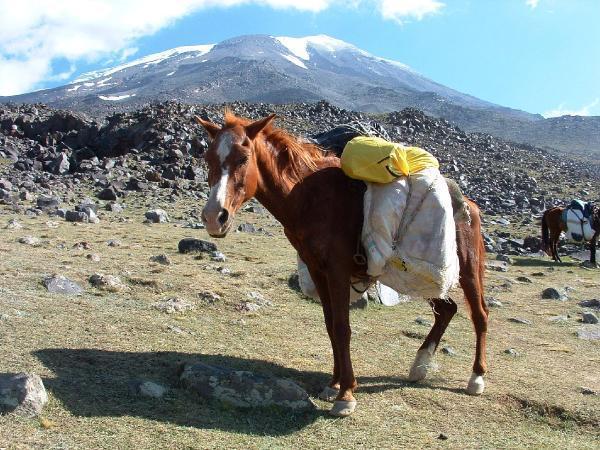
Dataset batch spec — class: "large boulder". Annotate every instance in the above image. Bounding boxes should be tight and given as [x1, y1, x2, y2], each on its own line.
[0, 373, 48, 417]
[179, 362, 315, 410]
[178, 238, 217, 254]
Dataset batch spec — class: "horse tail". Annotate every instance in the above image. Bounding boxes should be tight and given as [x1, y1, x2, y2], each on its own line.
[541, 211, 550, 255]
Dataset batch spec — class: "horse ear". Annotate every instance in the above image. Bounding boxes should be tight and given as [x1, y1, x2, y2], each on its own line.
[245, 114, 276, 141]
[194, 115, 221, 140]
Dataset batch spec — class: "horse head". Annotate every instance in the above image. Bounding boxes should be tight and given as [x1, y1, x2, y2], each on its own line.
[195, 113, 276, 237]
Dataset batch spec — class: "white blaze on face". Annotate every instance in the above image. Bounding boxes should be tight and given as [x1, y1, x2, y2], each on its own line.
[207, 132, 233, 211]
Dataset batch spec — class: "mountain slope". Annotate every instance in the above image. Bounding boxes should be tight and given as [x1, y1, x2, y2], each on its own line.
[1, 34, 598, 154]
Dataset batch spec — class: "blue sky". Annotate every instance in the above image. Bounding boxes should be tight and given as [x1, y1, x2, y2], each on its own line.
[1, 0, 599, 117]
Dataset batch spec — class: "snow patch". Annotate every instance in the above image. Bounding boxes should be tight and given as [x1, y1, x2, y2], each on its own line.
[281, 54, 308, 69]
[98, 94, 135, 101]
[67, 85, 82, 92]
[166, 71, 176, 77]
[275, 35, 356, 61]
[96, 77, 113, 87]
[75, 44, 215, 82]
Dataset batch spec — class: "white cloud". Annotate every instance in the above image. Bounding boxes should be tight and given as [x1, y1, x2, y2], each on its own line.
[526, 0, 539, 9]
[376, 0, 445, 24]
[543, 99, 600, 118]
[0, 0, 443, 95]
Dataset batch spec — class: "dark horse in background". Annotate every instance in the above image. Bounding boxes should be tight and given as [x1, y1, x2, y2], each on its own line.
[196, 112, 488, 417]
[542, 205, 600, 266]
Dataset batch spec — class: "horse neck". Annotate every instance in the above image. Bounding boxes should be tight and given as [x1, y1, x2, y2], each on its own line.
[252, 138, 310, 231]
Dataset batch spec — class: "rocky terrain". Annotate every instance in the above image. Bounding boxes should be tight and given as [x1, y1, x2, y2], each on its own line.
[1, 100, 598, 258]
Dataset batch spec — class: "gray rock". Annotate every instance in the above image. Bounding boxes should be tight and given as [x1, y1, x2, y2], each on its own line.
[485, 261, 509, 272]
[152, 297, 195, 314]
[42, 274, 83, 295]
[580, 387, 598, 396]
[106, 203, 124, 213]
[145, 209, 169, 223]
[89, 273, 127, 292]
[576, 328, 600, 340]
[485, 297, 503, 308]
[237, 223, 256, 233]
[129, 379, 168, 398]
[65, 210, 88, 223]
[179, 362, 315, 410]
[504, 348, 519, 356]
[516, 276, 532, 283]
[509, 317, 532, 325]
[5, 218, 22, 229]
[541, 287, 568, 301]
[198, 291, 221, 305]
[178, 238, 217, 254]
[18, 235, 40, 246]
[98, 187, 118, 201]
[579, 299, 600, 309]
[36, 196, 60, 210]
[581, 312, 599, 324]
[496, 254, 513, 264]
[150, 254, 171, 265]
[415, 317, 432, 326]
[211, 251, 226, 262]
[0, 373, 48, 417]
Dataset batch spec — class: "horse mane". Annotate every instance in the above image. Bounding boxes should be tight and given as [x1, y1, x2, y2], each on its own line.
[223, 110, 328, 186]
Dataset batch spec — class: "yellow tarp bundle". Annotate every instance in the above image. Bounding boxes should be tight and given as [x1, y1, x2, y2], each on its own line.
[340, 136, 439, 183]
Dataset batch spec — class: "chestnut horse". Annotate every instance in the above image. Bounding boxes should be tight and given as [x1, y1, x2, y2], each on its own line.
[196, 112, 488, 417]
[541, 205, 599, 265]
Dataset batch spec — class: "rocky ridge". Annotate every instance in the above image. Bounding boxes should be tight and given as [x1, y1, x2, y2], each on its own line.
[1, 101, 598, 257]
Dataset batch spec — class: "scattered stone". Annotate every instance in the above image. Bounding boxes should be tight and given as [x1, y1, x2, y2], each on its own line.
[128, 380, 168, 398]
[72, 241, 91, 250]
[5, 218, 22, 229]
[580, 387, 598, 396]
[210, 251, 226, 262]
[237, 222, 256, 233]
[86, 253, 100, 262]
[508, 317, 532, 325]
[198, 291, 221, 305]
[438, 433, 449, 441]
[415, 317, 432, 326]
[178, 238, 217, 254]
[145, 209, 169, 223]
[485, 297, 503, 308]
[541, 287, 568, 301]
[576, 328, 600, 340]
[516, 276, 532, 283]
[217, 266, 232, 276]
[504, 348, 519, 356]
[89, 273, 127, 292]
[179, 362, 315, 410]
[579, 299, 600, 309]
[152, 297, 195, 314]
[18, 235, 40, 246]
[531, 272, 545, 277]
[485, 261, 508, 272]
[581, 312, 599, 324]
[107, 239, 122, 247]
[236, 291, 272, 312]
[549, 315, 569, 323]
[150, 254, 171, 265]
[42, 274, 83, 295]
[106, 203, 124, 213]
[36, 196, 60, 210]
[65, 210, 89, 223]
[97, 187, 118, 201]
[496, 254, 513, 264]
[0, 373, 48, 417]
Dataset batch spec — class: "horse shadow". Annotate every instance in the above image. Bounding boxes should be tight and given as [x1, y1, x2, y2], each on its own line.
[33, 348, 463, 435]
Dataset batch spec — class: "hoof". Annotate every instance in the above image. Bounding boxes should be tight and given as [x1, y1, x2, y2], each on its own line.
[466, 373, 485, 395]
[330, 400, 357, 417]
[408, 347, 434, 382]
[318, 386, 339, 403]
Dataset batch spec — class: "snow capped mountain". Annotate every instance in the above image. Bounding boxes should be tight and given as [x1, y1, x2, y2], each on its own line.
[1, 34, 538, 131]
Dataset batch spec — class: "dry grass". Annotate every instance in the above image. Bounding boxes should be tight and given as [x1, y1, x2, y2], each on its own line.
[1, 196, 599, 449]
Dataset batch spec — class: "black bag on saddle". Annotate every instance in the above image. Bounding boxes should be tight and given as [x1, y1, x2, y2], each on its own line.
[311, 120, 391, 156]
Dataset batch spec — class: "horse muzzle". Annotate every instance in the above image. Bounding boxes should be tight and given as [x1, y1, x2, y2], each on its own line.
[201, 206, 233, 238]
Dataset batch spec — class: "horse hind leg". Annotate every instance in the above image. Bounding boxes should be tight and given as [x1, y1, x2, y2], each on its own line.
[408, 298, 457, 382]
[461, 275, 488, 395]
